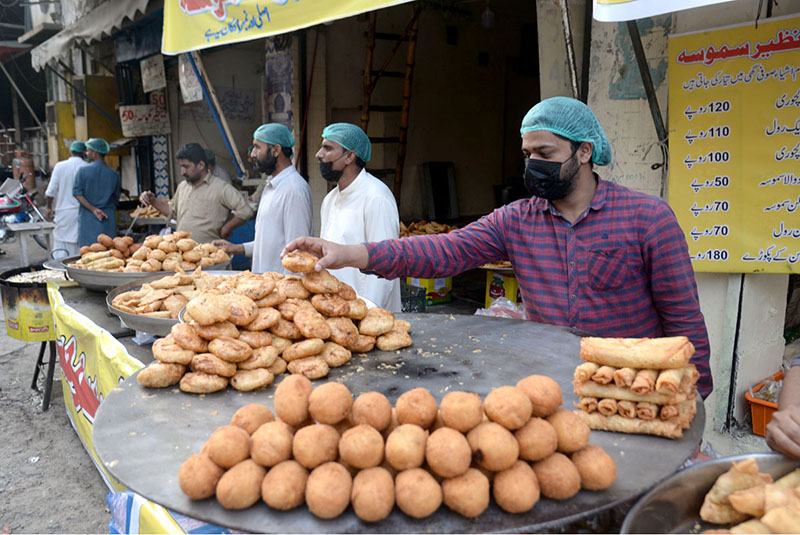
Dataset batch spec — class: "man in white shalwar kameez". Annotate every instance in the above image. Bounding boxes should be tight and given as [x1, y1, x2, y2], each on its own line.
[45, 141, 88, 257]
[316, 123, 401, 312]
[214, 124, 312, 273]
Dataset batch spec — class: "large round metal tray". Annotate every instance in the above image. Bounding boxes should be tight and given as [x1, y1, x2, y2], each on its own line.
[107, 270, 241, 337]
[61, 255, 232, 292]
[621, 452, 799, 533]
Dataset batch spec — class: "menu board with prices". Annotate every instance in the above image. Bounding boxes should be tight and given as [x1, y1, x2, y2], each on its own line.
[668, 16, 800, 273]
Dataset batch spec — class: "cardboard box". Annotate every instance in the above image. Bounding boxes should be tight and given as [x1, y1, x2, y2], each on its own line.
[485, 270, 523, 308]
[406, 277, 452, 305]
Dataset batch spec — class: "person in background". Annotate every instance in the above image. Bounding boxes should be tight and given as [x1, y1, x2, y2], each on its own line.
[46, 141, 87, 257]
[316, 123, 401, 312]
[139, 143, 252, 244]
[766, 353, 800, 459]
[73, 138, 120, 247]
[284, 98, 712, 396]
[204, 148, 236, 185]
[214, 124, 312, 273]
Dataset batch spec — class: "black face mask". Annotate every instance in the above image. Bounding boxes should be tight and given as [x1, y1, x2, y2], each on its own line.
[523, 148, 580, 200]
[254, 152, 277, 176]
[319, 151, 350, 183]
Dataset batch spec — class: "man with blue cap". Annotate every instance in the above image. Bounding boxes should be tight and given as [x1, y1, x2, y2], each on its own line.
[73, 138, 121, 247]
[46, 140, 88, 256]
[285, 98, 711, 397]
[315, 122, 400, 312]
[214, 123, 312, 273]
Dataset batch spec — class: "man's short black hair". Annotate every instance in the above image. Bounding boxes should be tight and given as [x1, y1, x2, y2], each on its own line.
[355, 156, 366, 170]
[70, 151, 83, 157]
[555, 134, 593, 168]
[281, 146, 293, 159]
[177, 143, 207, 165]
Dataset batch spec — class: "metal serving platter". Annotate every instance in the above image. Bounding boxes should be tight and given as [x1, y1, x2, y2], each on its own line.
[107, 271, 240, 337]
[622, 452, 799, 533]
[61, 255, 232, 292]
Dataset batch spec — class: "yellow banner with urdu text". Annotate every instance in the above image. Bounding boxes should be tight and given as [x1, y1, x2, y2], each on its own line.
[162, 0, 414, 55]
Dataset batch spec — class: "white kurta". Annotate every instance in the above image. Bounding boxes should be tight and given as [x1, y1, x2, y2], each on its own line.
[45, 155, 87, 244]
[243, 165, 312, 274]
[320, 169, 401, 312]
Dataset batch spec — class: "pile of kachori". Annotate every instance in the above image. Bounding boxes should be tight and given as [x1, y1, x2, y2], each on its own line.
[178, 373, 616, 523]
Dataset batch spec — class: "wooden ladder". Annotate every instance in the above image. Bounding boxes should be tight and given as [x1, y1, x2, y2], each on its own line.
[360, 4, 421, 202]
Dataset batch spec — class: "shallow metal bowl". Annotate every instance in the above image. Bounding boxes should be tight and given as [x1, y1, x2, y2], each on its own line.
[621, 452, 799, 533]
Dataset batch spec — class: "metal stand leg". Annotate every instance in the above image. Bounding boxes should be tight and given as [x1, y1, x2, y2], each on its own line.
[31, 340, 46, 389]
[19, 232, 29, 267]
[42, 340, 56, 412]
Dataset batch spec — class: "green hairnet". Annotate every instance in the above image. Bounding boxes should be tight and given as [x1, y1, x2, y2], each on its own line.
[520, 96, 612, 166]
[86, 138, 109, 155]
[322, 123, 371, 163]
[253, 123, 295, 148]
[70, 141, 86, 153]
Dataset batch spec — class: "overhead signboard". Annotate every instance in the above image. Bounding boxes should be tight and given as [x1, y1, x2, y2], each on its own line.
[668, 16, 800, 273]
[162, 0, 414, 55]
[593, 0, 735, 22]
[119, 104, 172, 137]
[140, 54, 166, 93]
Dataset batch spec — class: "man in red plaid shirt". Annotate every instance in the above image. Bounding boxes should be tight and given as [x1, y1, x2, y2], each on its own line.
[284, 97, 712, 398]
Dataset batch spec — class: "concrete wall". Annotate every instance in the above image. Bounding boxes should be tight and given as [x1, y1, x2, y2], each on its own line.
[536, 0, 799, 428]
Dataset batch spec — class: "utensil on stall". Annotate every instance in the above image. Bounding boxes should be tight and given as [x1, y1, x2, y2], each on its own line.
[124, 205, 142, 237]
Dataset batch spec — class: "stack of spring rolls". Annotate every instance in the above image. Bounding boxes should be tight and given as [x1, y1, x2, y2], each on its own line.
[572, 336, 699, 439]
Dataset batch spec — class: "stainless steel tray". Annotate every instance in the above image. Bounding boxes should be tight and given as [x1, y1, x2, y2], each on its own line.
[107, 270, 241, 337]
[621, 452, 799, 533]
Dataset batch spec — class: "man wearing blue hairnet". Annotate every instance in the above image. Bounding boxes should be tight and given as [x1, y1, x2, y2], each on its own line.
[285, 98, 711, 397]
[315, 123, 400, 311]
[214, 124, 312, 273]
[73, 138, 121, 247]
[46, 140, 87, 256]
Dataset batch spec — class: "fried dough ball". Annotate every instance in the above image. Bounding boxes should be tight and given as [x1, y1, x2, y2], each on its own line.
[352, 467, 395, 522]
[274, 374, 313, 426]
[385, 424, 427, 471]
[320, 342, 351, 368]
[220, 294, 259, 326]
[182, 248, 202, 263]
[180, 261, 197, 271]
[256, 290, 286, 308]
[270, 335, 292, 355]
[97, 233, 114, 248]
[283, 338, 325, 362]
[191, 352, 237, 377]
[547, 409, 590, 454]
[532, 452, 581, 500]
[337, 282, 356, 300]
[277, 277, 311, 299]
[179, 453, 224, 500]
[231, 368, 274, 391]
[396, 387, 438, 429]
[269, 318, 303, 340]
[238, 345, 278, 369]
[311, 293, 350, 317]
[206, 425, 251, 468]
[348, 334, 376, 352]
[426, 427, 472, 478]
[395, 468, 442, 519]
[193, 320, 239, 340]
[237, 330, 272, 349]
[143, 235, 162, 249]
[148, 248, 167, 262]
[140, 258, 161, 272]
[208, 336, 253, 363]
[269, 357, 287, 376]
[171, 323, 209, 353]
[293, 306, 331, 339]
[440, 391, 483, 433]
[302, 269, 340, 294]
[484, 386, 533, 431]
[326, 317, 358, 347]
[339, 424, 384, 469]
[153, 337, 195, 365]
[442, 468, 490, 519]
[376, 328, 413, 351]
[308, 382, 352, 424]
[282, 250, 319, 273]
[466, 422, 519, 472]
[163, 294, 189, 318]
[176, 238, 198, 252]
[359, 307, 395, 336]
[172, 231, 191, 240]
[346, 298, 368, 320]
[287, 356, 329, 379]
[262, 460, 308, 510]
[293, 424, 340, 469]
[136, 361, 185, 388]
[132, 245, 151, 261]
[79, 245, 91, 255]
[305, 462, 353, 519]
[245, 307, 281, 331]
[351, 391, 392, 431]
[516, 374, 562, 418]
[515, 417, 558, 461]
[158, 240, 178, 253]
[571, 445, 616, 490]
[179, 371, 228, 393]
[493, 460, 540, 513]
[236, 277, 275, 301]
[216, 459, 266, 510]
[88, 243, 106, 252]
[186, 293, 230, 326]
[251, 420, 294, 467]
[230, 404, 275, 435]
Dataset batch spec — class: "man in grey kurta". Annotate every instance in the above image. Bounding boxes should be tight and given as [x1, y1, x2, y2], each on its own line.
[73, 138, 121, 247]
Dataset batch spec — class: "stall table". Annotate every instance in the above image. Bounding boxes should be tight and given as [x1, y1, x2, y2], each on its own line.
[93, 313, 704, 533]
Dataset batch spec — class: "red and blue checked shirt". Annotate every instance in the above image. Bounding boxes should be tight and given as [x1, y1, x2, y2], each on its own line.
[365, 177, 712, 398]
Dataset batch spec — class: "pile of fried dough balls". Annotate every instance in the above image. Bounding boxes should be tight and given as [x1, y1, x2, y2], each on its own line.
[69, 231, 230, 272]
[178, 374, 616, 522]
[137, 251, 412, 394]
